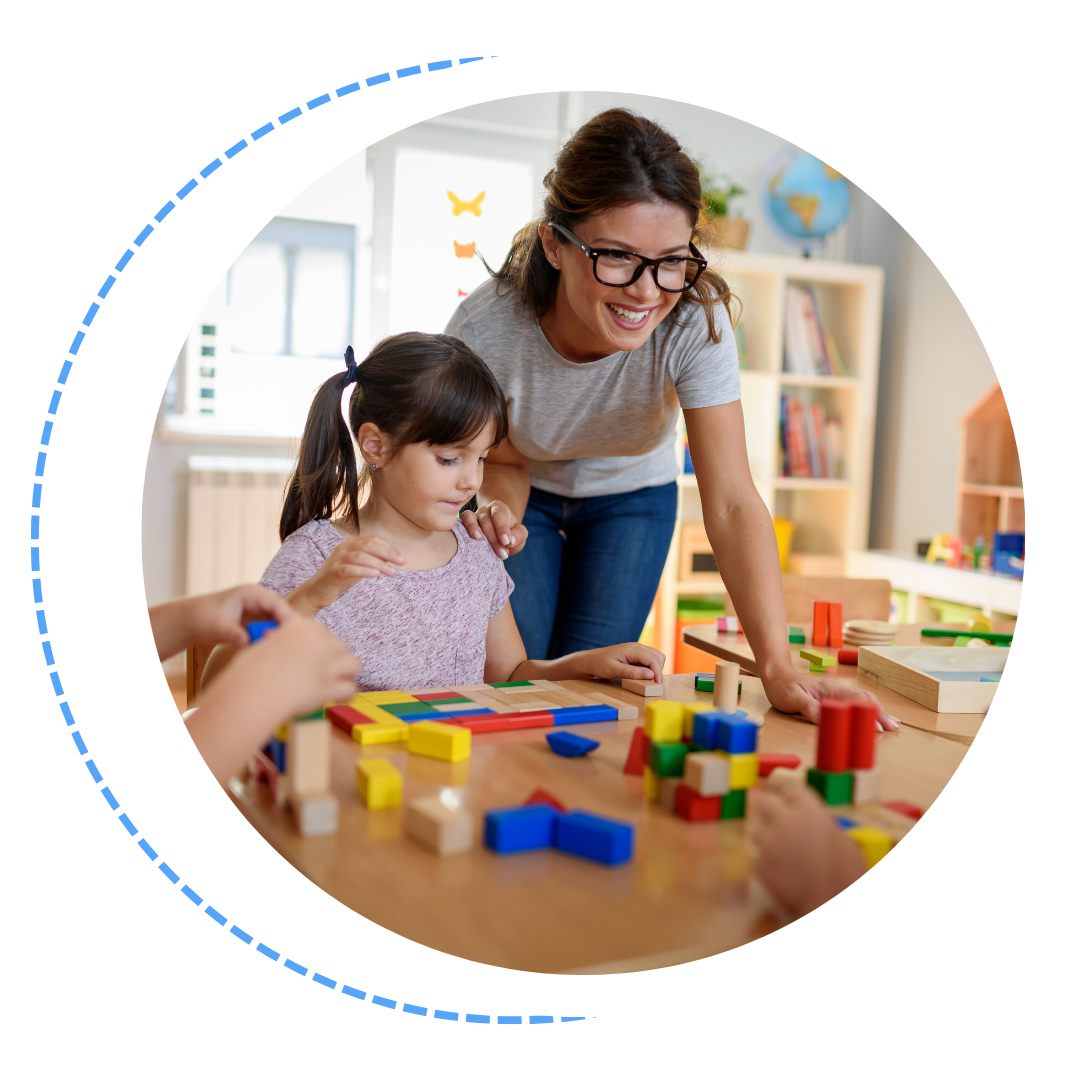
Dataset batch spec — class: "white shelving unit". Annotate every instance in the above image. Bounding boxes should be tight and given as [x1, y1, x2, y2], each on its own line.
[656, 251, 885, 671]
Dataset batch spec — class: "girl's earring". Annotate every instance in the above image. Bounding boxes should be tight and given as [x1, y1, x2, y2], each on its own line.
[369, 461, 378, 473]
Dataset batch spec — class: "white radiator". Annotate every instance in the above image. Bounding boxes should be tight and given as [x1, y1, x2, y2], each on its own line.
[186, 456, 294, 595]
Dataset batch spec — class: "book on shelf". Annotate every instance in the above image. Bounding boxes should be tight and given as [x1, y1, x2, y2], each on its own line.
[783, 284, 849, 377]
[780, 394, 844, 479]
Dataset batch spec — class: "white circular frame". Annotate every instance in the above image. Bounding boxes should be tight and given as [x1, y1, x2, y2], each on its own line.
[101, 50, 1062, 1015]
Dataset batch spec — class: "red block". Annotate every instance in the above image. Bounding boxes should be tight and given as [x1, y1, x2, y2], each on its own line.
[325, 705, 372, 734]
[817, 699, 853, 772]
[883, 800, 924, 821]
[250, 748, 279, 783]
[453, 711, 554, 734]
[524, 787, 568, 813]
[674, 783, 721, 821]
[850, 703, 878, 769]
[412, 692, 452, 701]
[837, 648, 859, 666]
[812, 601, 829, 647]
[623, 727, 648, 776]
[758, 752, 801, 777]
[828, 602, 843, 647]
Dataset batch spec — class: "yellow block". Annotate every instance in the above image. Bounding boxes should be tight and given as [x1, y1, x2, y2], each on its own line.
[967, 614, 993, 634]
[349, 700, 404, 725]
[355, 758, 403, 810]
[352, 718, 409, 745]
[681, 702, 713, 740]
[274, 723, 290, 742]
[354, 690, 418, 705]
[407, 721, 471, 763]
[716, 750, 759, 790]
[643, 765, 660, 802]
[644, 700, 683, 742]
[847, 825, 893, 868]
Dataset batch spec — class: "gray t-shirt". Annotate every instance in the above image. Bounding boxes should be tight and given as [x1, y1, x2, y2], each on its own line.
[444, 277, 741, 497]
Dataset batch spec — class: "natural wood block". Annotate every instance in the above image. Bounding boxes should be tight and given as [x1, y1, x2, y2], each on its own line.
[405, 795, 473, 856]
[644, 700, 684, 742]
[353, 718, 409, 745]
[622, 678, 663, 697]
[712, 661, 739, 713]
[852, 767, 883, 806]
[683, 751, 732, 797]
[716, 751, 758, 790]
[293, 791, 338, 837]
[857, 645, 1008, 712]
[287, 718, 330, 798]
[847, 824, 893, 868]
[585, 692, 639, 721]
[659, 777, 680, 811]
[355, 758, 403, 810]
[408, 721, 471, 763]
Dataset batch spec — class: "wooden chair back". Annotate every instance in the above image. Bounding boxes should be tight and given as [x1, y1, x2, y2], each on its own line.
[781, 576, 892, 624]
[186, 642, 215, 705]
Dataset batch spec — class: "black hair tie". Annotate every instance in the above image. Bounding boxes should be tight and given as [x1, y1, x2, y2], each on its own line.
[342, 345, 359, 387]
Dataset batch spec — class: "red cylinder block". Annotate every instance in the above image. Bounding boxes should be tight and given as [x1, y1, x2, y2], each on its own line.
[816, 699, 852, 772]
[850, 703, 878, 769]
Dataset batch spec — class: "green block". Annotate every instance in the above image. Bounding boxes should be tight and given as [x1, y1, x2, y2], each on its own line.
[489, 680, 534, 688]
[800, 648, 837, 667]
[422, 696, 474, 706]
[297, 708, 325, 721]
[808, 663, 827, 673]
[650, 741, 690, 778]
[697, 677, 714, 692]
[807, 768, 854, 805]
[720, 789, 746, 819]
[382, 701, 440, 716]
[788, 628, 806, 644]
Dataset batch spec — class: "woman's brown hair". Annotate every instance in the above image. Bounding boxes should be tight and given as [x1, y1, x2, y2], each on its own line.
[494, 107, 735, 343]
[280, 332, 509, 541]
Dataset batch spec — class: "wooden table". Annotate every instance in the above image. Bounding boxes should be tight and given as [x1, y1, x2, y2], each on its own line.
[228, 675, 968, 974]
[682, 622, 1013, 745]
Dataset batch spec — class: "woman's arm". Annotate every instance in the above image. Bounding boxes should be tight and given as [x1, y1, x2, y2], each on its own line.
[460, 437, 531, 559]
[684, 402, 896, 729]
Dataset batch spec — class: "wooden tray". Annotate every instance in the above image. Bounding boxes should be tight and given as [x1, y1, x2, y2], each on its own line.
[857, 646, 1008, 713]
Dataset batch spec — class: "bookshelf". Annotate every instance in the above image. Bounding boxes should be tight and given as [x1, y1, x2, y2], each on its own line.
[654, 251, 884, 672]
[957, 383, 1023, 544]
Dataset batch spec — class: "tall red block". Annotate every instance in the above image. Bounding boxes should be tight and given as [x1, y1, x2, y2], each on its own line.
[828, 602, 843, 647]
[850, 703, 878, 769]
[812, 601, 829, 647]
[623, 727, 649, 776]
[816, 699, 853, 772]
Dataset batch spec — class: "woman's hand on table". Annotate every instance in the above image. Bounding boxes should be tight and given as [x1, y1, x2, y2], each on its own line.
[760, 666, 899, 731]
[461, 500, 528, 561]
[288, 534, 405, 617]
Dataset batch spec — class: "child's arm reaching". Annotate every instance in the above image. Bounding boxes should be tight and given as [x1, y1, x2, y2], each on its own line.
[483, 603, 666, 685]
[286, 533, 405, 617]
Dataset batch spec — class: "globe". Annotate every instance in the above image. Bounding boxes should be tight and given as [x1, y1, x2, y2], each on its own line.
[761, 149, 851, 253]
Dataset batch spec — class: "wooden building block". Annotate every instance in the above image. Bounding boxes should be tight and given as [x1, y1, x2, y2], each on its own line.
[812, 601, 829, 647]
[682, 701, 713, 740]
[828, 602, 843, 647]
[484, 804, 558, 853]
[408, 720, 471, 762]
[846, 824, 893, 868]
[851, 767, 882, 806]
[546, 731, 600, 757]
[644, 700, 684, 742]
[350, 699, 406, 725]
[449, 711, 553, 734]
[808, 663, 827, 673]
[837, 648, 860, 666]
[586, 692, 639, 721]
[553, 811, 634, 866]
[405, 795, 473, 856]
[623, 727, 648, 776]
[807, 767, 854, 805]
[712, 660, 740, 713]
[674, 783, 721, 821]
[287, 717, 330, 798]
[882, 800, 924, 820]
[292, 792, 339, 836]
[622, 678, 664, 697]
[650, 741, 690, 778]
[353, 718, 409, 745]
[716, 751, 758, 790]
[354, 690, 418, 705]
[851, 703, 878, 769]
[720, 789, 746, 819]
[659, 777, 680, 811]
[758, 752, 801, 777]
[800, 648, 837, 667]
[683, 751, 731, 797]
[524, 788, 568, 813]
[643, 766, 660, 802]
[355, 758, 403, 810]
[816, 699, 852, 772]
[325, 705, 372, 735]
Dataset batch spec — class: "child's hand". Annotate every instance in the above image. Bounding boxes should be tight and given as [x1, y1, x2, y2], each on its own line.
[760, 668, 898, 731]
[289, 534, 406, 616]
[576, 643, 666, 686]
[149, 584, 298, 660]
[748, 772, 867, 918]
[462, 499, 528, 561]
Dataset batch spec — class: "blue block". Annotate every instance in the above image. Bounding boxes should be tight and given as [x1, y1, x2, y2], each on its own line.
[554, 811, 634, 866]
[546, 732, 600, 757]
[714, 715, 758, 754]
[484, 805, 558, 854]
[692, 713, 720, 749]
[247, 620, 278, 643]
[549, 704, 617, 726]
[834, 816, 858, 829]
[399, 710, 444, 721]
[267, 736, 286, 773]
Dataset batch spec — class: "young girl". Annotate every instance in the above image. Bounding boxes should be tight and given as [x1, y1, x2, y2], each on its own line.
[256, 332, 665, 691]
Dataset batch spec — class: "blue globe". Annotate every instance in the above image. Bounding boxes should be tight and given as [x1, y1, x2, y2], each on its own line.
[761, 149, 851, 250]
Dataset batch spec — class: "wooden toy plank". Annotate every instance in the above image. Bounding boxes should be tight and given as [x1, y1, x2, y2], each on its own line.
[622, 678, 663, 697]
[585, 691, 639, 721]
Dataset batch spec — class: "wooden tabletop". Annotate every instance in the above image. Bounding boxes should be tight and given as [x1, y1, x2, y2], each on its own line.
[228, 674, 968, 975]
[682, 622, 1014, 745]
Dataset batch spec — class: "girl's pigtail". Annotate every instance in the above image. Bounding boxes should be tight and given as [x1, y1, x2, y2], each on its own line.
[280, 351, 361, 541]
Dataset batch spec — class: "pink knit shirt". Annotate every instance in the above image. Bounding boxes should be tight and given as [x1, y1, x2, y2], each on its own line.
[259, 520, 514, 692]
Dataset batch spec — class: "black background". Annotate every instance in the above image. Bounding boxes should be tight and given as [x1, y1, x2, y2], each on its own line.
[25, 46, 1054, 1032]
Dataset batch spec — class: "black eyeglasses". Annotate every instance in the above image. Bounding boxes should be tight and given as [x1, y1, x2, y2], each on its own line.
[551, 223, 707, 293]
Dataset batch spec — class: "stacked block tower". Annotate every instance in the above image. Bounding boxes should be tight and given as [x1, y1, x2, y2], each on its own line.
[807, 699, 880, 806]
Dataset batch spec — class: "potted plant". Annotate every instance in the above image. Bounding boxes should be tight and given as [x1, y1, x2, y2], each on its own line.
[698, 171, 750, 250]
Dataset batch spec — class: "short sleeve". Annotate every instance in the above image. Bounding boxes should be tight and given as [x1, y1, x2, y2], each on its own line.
[258, 526, 335, 597]
[488, 561, 515, 621]
[669, 300, 742, 410]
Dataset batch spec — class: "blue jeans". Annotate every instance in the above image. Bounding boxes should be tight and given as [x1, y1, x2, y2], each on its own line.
[506, 483, 678, 660]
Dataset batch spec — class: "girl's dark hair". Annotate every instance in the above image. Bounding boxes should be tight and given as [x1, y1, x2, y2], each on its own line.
[280, 332, 509, 541]
[494, 107, 736, 343]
